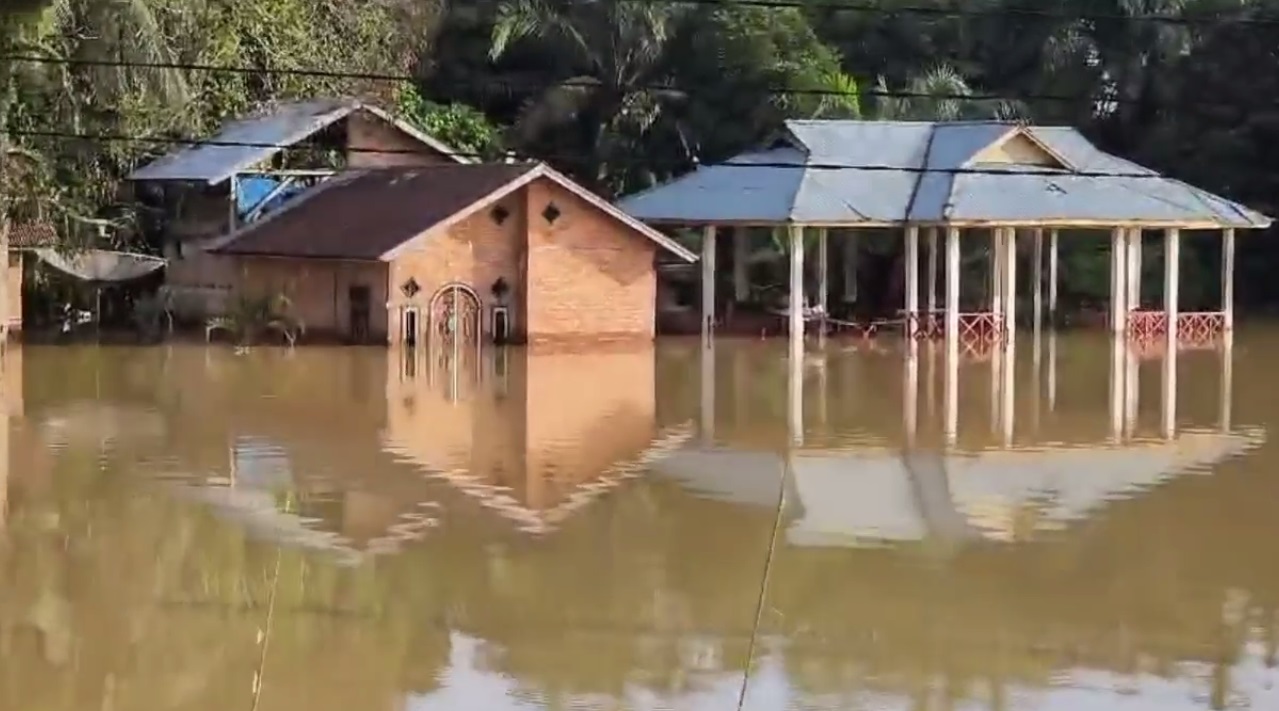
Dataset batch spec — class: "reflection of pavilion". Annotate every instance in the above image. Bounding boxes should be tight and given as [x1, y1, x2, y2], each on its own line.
[659, 430, 1262, 547]
[672, 330, 1257, 547]
[381, 346, 693, 534]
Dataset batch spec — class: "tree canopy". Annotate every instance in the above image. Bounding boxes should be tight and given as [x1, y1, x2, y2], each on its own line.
[3, 0, 1279, 308]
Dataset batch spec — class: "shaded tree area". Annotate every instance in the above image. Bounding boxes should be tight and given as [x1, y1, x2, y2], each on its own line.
[5, 0, 1279, 310]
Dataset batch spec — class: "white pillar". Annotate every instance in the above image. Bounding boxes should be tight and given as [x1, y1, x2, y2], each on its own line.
[1164, 227, 1180, 350]
[927, 227, 939, 315]
[789, 224, 805, 353]
[1125, 337, 1139, 437]
[1048, 228, 1059, 325]
[1048, 331, 1058, 412]
[991, 229, 1003, 317]
[1222, 228, 1236, 332]
[1220, 333, 1233, 432]
[1162, 227, 1181, 438]
[904, 340, 919, 445]
[1001, 228, 1018, 446]
[789, 224, 806, 449]
[817, 227, 829, 334]
[733, 228, 750, 303]
[1109, 334, 1125, 442]
[1127, 228, 1142, 311]
[944, 226, 961, 446]
[1004, 228, 1018, 347]
[1110, 227, 1127, 334]
[905, 226, 920, 337]
[788, 346, 804, 448]
[1032, 228, 1043, 341]
[701, 225, 717, 340]
[1162, 341, 1179, 440]
[700, 337, 715, 445]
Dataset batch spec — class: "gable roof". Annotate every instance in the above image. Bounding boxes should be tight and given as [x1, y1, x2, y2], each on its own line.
[212, 163, 698, 262]
[618, 120, 1271, 229]
[128, 99, 469, 185]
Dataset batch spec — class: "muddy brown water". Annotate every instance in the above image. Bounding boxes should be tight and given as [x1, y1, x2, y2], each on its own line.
[0, 331, 1276, 710]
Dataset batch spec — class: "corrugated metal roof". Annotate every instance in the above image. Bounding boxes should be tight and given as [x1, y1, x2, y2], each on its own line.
[618, 120, 1271, 229]
[129, 99, 467, 184]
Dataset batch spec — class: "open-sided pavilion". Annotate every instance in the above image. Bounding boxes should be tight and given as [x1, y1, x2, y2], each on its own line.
[618, 120, 1271, 361]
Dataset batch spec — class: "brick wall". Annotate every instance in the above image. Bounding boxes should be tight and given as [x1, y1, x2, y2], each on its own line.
[523, 178, 657, 344]
[346, 111, 455, 169]
[387, 192, 526, 345]
[385, 176, 658, 346]
[236, 257, 388, 341]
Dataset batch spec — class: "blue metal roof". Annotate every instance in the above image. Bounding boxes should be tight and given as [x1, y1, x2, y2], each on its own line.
[129, 99, 467, 185]
[617, 120, 1270, 229]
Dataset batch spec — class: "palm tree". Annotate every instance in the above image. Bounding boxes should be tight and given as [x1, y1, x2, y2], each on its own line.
[872, 64, 1024, 121]
[488, 0, 690, 191]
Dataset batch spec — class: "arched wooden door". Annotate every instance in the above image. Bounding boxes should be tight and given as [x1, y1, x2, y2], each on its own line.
[426, 284, 482, 401]
[427, 283, 482, 350]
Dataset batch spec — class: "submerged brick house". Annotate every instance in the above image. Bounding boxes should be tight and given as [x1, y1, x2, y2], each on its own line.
[2, 222, 57, 336]
[127, 99, 468, 321]
[210, 162, 696, 346]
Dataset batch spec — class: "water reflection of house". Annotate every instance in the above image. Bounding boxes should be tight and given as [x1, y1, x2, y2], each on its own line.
[382, 347, 692, 533]
[657, 429, 1265, 546]
[119, 347, 447, 562]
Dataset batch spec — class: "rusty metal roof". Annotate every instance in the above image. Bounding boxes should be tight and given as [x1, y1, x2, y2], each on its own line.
[213, 162, 698, 263]
[213, 164, 535, 260]
[6, 222, 57, 249]
[128, 99, 468, 185]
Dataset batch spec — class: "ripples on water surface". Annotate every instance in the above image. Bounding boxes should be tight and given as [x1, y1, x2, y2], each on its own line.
[1, 332, 1277, 710]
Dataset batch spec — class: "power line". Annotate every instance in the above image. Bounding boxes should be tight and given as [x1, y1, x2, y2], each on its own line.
[0, 52, 1143, 108]
[6, 126, 1178, 179]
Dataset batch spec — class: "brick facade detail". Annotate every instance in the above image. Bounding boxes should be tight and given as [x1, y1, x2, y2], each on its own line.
[234, 175, 659, 346]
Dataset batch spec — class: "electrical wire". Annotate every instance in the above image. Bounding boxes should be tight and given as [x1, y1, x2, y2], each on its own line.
[6, 126, 1177, 179]
[9, 0, 1261, 26]
[2, 53, 1077, 106]
[2, 0, 1271, 105]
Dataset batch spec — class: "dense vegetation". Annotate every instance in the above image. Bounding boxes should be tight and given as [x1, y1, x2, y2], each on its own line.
[4, 0, 1279, 310]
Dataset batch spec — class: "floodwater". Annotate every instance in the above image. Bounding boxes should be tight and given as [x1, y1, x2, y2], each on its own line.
[0, 331, 1276, 711]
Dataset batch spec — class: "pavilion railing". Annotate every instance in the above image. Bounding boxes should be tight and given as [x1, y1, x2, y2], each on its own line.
[903, 311, 1005, 343]
[1126, 310, 1226, 346]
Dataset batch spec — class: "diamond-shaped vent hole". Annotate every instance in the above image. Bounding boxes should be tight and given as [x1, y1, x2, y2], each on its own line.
[491, 205, 510, 225]
[400, 278, 421, 298]
[542, 202, 561, 224]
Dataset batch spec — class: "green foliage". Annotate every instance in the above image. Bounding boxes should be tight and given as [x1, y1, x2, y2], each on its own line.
[8, 0, 1279, 310]
[205, 292, 305, 346]
[396, 85, 503, 159]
